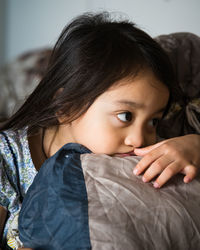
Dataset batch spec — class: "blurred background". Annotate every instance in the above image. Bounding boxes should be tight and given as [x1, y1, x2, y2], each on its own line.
[0, 0, 200, 66]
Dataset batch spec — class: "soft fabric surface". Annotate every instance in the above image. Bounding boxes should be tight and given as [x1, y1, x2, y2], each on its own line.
[19, 143, 200, 250]
[155, 32, 200, 137]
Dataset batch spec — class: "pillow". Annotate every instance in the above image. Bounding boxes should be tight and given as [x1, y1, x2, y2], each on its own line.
[19, 143, 200, 250]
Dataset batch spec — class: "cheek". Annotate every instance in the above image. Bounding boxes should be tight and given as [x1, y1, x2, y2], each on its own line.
[82, 123, 121, 154]
[146, 132, 157, 146]
[72, 111, 122, 154]
[87, 128, 120, 154]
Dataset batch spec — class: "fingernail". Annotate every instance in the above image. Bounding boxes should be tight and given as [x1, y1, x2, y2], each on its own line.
[153, 182, 160, 188]
[142, 176, 147, 182]
[133, 168, 138, 175]
[184, 177, 191, 183]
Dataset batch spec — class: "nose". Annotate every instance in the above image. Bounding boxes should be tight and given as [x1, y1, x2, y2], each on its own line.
[124, 126, 145, 148]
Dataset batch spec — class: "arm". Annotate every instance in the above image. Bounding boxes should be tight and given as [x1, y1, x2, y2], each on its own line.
[0, 206, 7, 250]
[133, 134, 200, 188]
[0, 151, 23, 248]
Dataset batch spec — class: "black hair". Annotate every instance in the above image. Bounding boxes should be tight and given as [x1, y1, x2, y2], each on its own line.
[1, 12, 175, 133]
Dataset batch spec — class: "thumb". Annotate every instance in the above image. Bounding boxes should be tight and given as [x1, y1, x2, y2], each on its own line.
[134, 140, 164, 156]
[182, 165, 198, 183]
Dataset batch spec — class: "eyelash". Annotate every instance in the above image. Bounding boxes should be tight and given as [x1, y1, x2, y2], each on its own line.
[117, 112, 161, 128]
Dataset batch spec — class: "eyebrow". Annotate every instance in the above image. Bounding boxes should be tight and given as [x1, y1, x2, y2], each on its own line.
[115, 100, 167, 114]
[115, 100, 145, 109]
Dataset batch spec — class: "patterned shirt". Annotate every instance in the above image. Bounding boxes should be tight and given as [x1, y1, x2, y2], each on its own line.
[0, 128, 37, 247]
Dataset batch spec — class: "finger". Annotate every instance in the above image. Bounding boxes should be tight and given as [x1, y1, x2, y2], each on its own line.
[153, 162, 182, 188]
[182, 165, 198, 183]
[134, 140, 166, 156]
[142, 157, 173, 183]
[133, 150, 164, 175]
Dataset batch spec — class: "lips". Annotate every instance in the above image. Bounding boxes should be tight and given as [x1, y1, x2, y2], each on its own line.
[114, 151, 136, 157]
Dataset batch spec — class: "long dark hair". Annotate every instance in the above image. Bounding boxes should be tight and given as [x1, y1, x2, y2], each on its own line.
[1, 12, 175, 133]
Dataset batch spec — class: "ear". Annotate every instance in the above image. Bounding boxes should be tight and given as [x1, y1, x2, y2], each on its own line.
[54, 87, 64, 99]
[57, 115, 69, 124]
[54, 88, 68, 124]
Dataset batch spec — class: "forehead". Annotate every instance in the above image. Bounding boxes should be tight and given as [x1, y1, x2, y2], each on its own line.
[97, 70, 169, 112]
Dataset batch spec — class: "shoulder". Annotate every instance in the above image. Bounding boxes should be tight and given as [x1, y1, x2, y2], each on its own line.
[0, 129, 26, 169]
[0, 128, 27, 155]
[0, 128, 37, 203]
[0, 130, 22, 210]
[0, 129, 28, 197]
[0, 128, 37, 244]
[0, 127, 37, 183]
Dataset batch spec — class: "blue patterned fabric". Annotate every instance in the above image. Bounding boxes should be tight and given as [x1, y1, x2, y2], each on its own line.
[0, 128, 37, 245]
[19, 143, 92, 250]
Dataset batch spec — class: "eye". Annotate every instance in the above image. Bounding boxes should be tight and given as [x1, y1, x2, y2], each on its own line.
[148, 118, 160, 128]
[117, 112, 133, 123]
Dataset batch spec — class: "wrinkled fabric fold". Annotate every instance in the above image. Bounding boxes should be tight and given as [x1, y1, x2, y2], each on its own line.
[19, 144, 200, 250]
[19, 143, 91, 250]
[81, 153, 200, 250]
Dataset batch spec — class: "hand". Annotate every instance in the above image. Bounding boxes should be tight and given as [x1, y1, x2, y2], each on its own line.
[133, 134, 200, 188]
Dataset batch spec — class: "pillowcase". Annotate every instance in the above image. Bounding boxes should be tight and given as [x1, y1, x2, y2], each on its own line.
[19, 143, 200, 250]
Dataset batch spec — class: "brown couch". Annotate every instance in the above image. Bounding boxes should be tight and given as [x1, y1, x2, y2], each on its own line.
[155, 32, 200, 138]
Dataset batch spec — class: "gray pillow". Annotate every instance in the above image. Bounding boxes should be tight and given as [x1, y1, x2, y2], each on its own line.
[82, 153, 200, 250]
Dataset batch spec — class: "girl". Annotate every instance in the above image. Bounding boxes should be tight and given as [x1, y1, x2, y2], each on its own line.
[0, 12, 200, 249]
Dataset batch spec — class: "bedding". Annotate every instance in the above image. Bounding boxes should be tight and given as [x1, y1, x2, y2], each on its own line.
[19, 143, 200, 250]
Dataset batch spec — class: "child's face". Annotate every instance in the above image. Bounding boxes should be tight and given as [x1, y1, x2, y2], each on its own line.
[57, 70, 169, 156]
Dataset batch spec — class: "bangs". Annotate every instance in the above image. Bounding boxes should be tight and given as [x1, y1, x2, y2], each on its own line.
[80, 25, 149, 87]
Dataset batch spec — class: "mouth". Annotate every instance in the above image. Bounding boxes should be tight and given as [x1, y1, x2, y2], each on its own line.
[113, 151, 136, 157]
